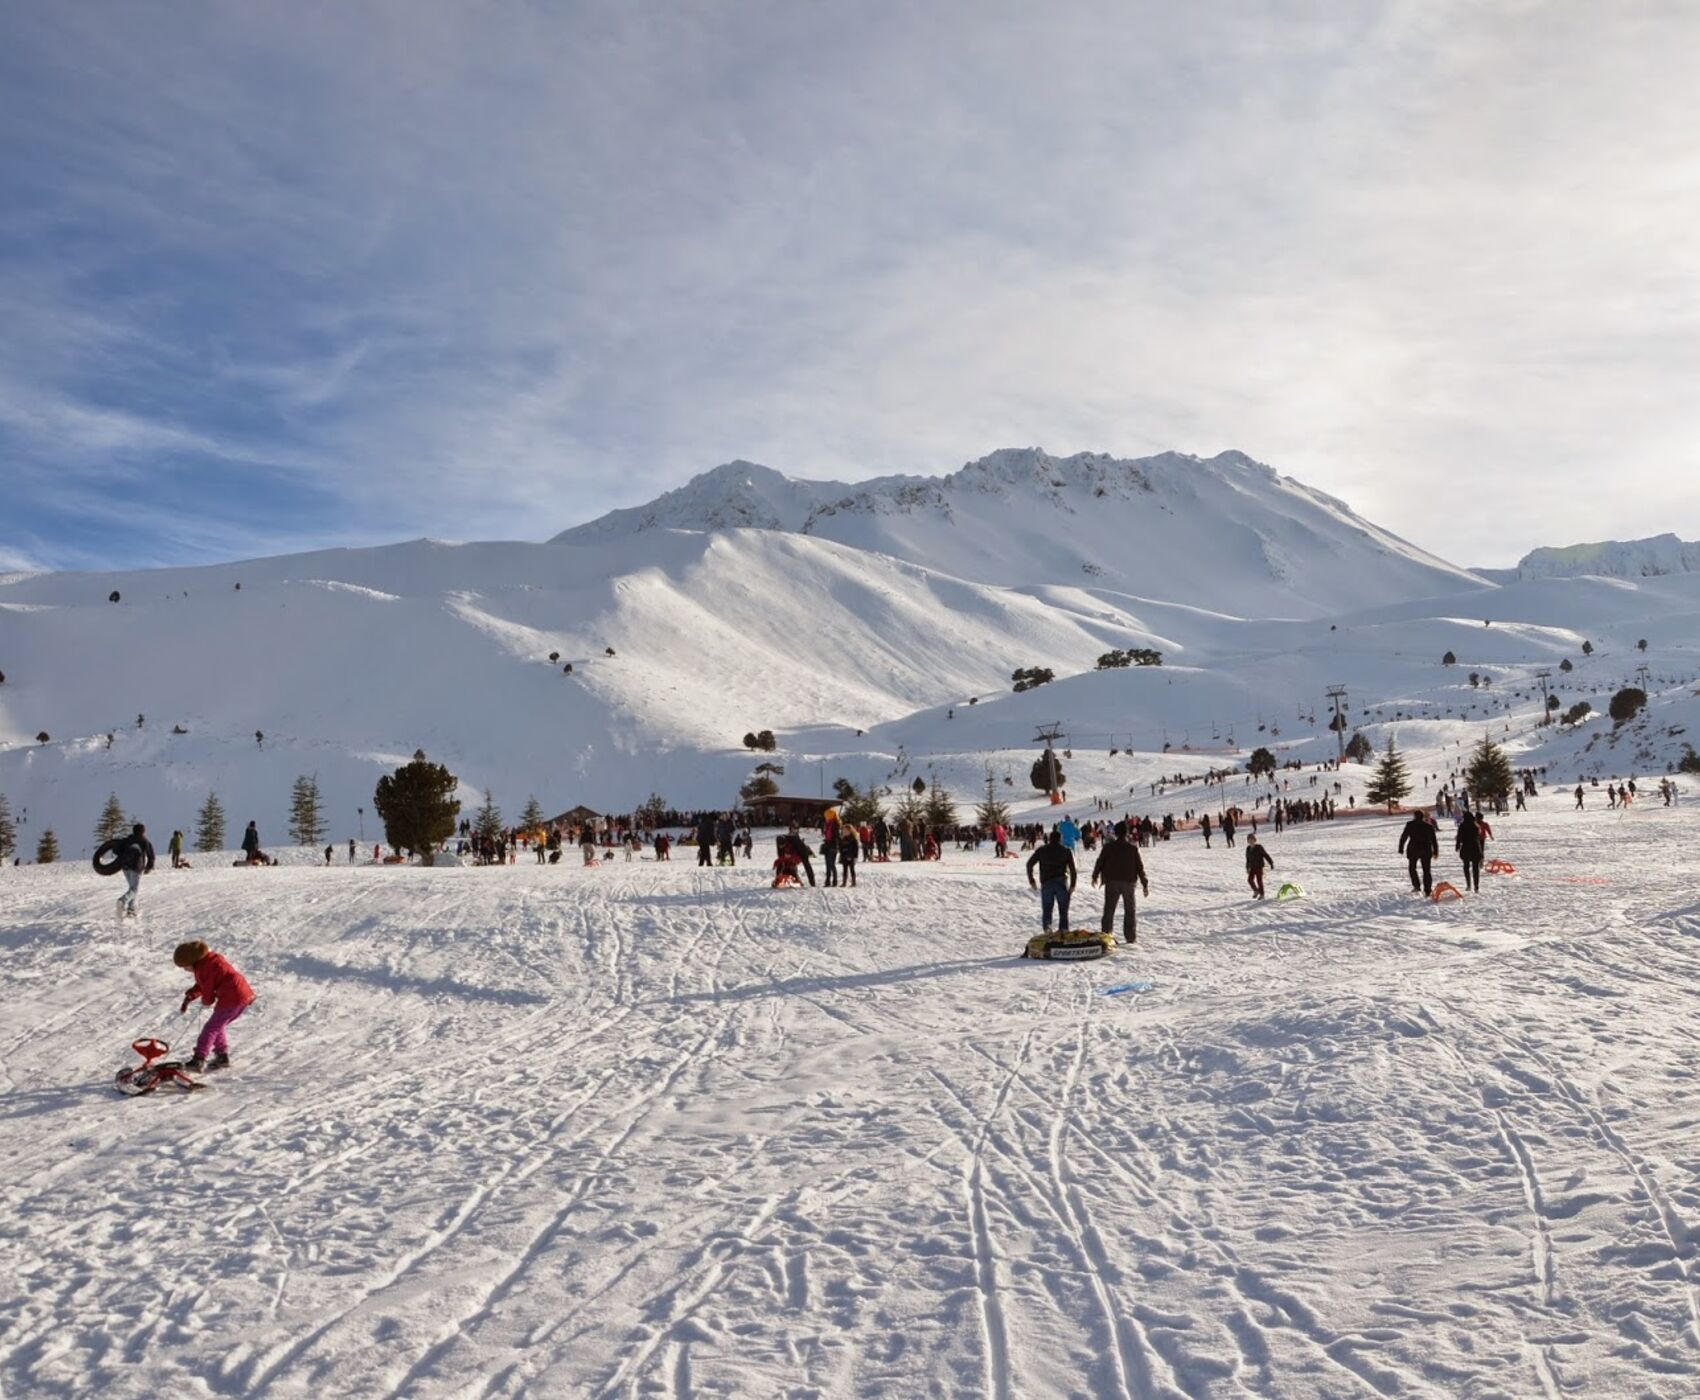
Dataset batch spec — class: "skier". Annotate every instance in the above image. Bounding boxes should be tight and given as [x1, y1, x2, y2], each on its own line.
[1090, 821, 1149, 945]
[174, 940, 255, 1073]
[1455, 810, 1489, 892]
[1398, 810, 1438, 896]
[115, 823, 155, 918]
[1244, 835, 1274, 900]
[1025, 831, 1077, 934]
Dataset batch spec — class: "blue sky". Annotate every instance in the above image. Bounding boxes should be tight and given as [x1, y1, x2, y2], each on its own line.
[3, 2, 1697, 573]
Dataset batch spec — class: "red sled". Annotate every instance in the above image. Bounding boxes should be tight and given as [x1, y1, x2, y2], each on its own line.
[115, 1038, 205, 1096]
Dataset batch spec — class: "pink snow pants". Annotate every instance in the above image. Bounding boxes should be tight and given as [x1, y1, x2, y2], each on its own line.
[195, 1003, 248, 1059]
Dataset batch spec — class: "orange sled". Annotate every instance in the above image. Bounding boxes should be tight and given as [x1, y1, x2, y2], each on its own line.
[1485, 859, 1516, 875]
[1432, 882, 1463, 902]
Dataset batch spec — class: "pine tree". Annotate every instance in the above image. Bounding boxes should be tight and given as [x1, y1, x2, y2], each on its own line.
[520, 796, 544, 832]
[94, 793, 128, 844]
[373, 754, 461, 865]
[474, 789, 504, 842]
[288, 774, 326, 846]
[893, 790, 927, 830]
[195, 791, 227, 853]
[1366, 736, 1411, 809]
[36, 829, 59, 864]
[975, 772, 1011, 830]
[1465, 735, 1515, 809]
[0, 791, 15, 862]
[923, 780, 957, 832]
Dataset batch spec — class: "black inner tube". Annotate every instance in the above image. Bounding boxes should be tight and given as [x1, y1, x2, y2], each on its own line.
[92, 839, 125, 876]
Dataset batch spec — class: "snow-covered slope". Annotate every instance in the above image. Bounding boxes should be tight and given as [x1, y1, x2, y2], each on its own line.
[556, 449, 1489, 618]
[1516, 533, 1700, 580]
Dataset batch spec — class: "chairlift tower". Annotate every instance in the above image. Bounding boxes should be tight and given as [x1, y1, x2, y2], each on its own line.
[1325, 685, 1349, 763]
[1534, 669, 1553, 725]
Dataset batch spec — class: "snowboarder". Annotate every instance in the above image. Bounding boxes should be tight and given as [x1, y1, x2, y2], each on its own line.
[1026, 831, 1077, 934]
[115, 823, 155, 918]
[1455, 810, 1489, 892]
[1398, 811, 1438, 896]
[1091, 821, 1149, 944]
[1244, 836, 1274, 900]
[174, 940, 255, 1073]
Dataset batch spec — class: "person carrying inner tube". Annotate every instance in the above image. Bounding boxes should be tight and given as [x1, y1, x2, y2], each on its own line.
[117, 822, 155, 917]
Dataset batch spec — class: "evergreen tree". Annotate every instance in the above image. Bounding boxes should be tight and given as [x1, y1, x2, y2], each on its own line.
[975, 772, 1011, 830]
[474, 789, 505, 842]
[1030, 751, 1065, 793]
[520, 795, 544, 832]
[638, 793, 669, 825]
[194, 791, 227, 853]
[923, 780, 957, 832]
[288, 775, 326, 846]
[36, 829, 59, 864]
[1366, 735, 1411, 809]
[1609, 687, 1647, 724]
[373, 754, 461, 865]
[1465, 735, 1515, 809]
[94, 792, 128, 844]
[893, 789, 927, 830]
[1343, 731, 1374, 764]
[1247, 746, 1277, 779]
[738, 774, 779, 801]
[0, 791, 15, 862]
[835, 782, 884, 826]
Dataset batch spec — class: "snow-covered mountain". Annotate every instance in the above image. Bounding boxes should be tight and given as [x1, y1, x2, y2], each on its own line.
[1516, 533, 1700, 580]
[556, 449, 1488, 618]
[6, 448, 1700, 852]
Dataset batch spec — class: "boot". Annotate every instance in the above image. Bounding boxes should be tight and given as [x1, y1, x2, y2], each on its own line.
[184, 1055, 206, 1073]
[208, 1050, 231, 1071]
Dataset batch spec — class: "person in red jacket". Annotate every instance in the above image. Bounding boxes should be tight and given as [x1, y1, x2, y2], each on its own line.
[174, 940, 255, 1072]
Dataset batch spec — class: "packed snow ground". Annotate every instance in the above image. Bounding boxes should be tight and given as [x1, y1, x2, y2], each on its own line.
[4, 797, 1699, 1398]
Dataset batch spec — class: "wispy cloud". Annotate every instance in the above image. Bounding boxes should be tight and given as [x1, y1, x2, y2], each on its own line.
[3, 1, 1697, 571]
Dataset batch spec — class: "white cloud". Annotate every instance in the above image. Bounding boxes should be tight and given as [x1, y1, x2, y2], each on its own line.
[3, 1, 1698, 567]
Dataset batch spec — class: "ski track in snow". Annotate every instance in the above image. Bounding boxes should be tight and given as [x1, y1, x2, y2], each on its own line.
[4, 804, 1700, 1397]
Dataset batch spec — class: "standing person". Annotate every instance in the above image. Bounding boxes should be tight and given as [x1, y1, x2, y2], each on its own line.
[1059, 815, 1080, 851]
[1455, 809, 1488, 892]
[1200, 813, 1212, 849]
[695, 814, 714, 868]
[240, 821, 263, 865]
[822, 811, 839, 887]
[1574, 783, 1585, 810]
[1091, 821, 1149, 945]
[1025, 831, 1078, 934]
[174, 940, 255, 1072]
[838, 825, 859, 887]
[1222, 812, 1237, 848]
[1244, 835, 1274, 900]
[580, 826, 597, 866]
[715, 814, 736, 866]
[783, 828, 817, 886]
[168, 829, 186, 869]
[1398, 810, 1438, 896]
[348, 837, 357, 864]
[115, 822, 155, 918]
[323, 843, 333, 866]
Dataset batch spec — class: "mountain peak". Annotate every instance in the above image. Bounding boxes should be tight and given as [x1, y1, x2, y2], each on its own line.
[1517, 533, 1700, 580]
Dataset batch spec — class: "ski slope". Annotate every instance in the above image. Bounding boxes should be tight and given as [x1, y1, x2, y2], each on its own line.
[3, 796, 1698, 1397]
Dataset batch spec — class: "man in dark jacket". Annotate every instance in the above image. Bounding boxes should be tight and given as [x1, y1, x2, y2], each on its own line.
[1222, 812, 1236, 848]
[1455, 810, 1488, 892]
[240, 821, 265, 865]
[695, 815, 715, 867]
[1026, 831, 1077, 933]
[1398, 812, 1439, 895]
[116, 822, 155, 918]
[1091, 822, 1149, 944]
[1244, 836, 1274, 899]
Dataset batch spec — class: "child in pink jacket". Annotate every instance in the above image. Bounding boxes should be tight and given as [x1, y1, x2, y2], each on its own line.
[175, 940, 255, 1072]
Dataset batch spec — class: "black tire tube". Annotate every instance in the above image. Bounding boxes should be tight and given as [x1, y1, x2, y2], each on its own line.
[92, 839, 125, 876]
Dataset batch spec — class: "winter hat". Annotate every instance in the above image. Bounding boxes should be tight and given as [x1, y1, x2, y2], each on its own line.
[173, 940, 209, 968]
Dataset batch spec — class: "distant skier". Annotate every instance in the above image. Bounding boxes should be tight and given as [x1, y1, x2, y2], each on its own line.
[1244, 836, 1274, 900]
[1398, 811, 1438, 896]
[1026, 831, 1077, 934]
[174, 939, 255, 1073]
[1090, 821, 1149, 945]
[1455, 810, 1489, 892]
[115, 823, 155, 918]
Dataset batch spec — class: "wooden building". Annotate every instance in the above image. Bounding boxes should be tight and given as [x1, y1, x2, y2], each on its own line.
[741, 794, 836, 828]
